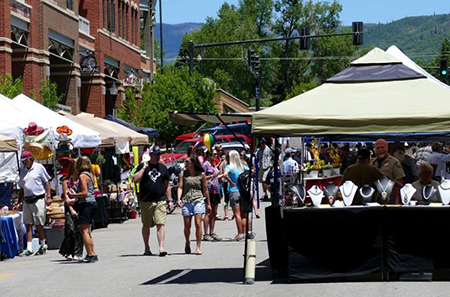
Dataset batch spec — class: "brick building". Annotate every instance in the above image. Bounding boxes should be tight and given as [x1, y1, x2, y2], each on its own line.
[0, 0, 156, 117]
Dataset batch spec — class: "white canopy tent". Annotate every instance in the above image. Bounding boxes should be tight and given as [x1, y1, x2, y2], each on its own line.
[0, 133, 19, 183]
[12, 94, 101, 148]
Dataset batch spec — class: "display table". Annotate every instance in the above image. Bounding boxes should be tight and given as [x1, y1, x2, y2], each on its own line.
[0, 213, 25, 259]
[303, 175, 341, 204]
[265, 204, 450, 282]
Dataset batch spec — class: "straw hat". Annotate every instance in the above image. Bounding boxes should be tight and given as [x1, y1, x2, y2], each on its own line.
[22, 142, 53, 160]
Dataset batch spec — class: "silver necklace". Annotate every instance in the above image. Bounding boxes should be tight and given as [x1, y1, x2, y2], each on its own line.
[377, 180, 390, 201]
[401, 187, 415, 204]
[309, 185, 322, 196]
[342, 182, 355, 197]
[324, 186, 338, 198]
[440, 181, 450, 191]
[359, 187, 375, 199]
[422, 185, 434, 200]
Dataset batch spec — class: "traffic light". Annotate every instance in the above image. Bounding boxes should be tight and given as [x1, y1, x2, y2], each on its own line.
[440, 58, 448, 76]
[254, 55, 260, 73]
[352, 22, 364, 46]
[299, 27, 310, 50]
[248, 48, 255, 68]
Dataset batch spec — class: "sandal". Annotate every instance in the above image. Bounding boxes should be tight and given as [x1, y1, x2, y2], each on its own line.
[184, 246, 191, 254]
[195, 250, 202, 255]
[143, 251, 153, 256]
[159, 251, 168, 257]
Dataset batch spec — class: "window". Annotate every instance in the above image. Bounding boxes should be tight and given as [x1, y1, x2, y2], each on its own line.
[135, 10, 139, 45]
[122, 2, 125, 37]
[66, 0, 73, 10]
[125, 5, 129, 41]
[131, 10, 134, 44]
[107, 0, 115, 32]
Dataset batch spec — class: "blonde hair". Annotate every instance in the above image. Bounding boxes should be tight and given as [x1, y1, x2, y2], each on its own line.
[64, 159, 78, 181]
[228, 150, 244, 173]
[76, 156, 92, 173]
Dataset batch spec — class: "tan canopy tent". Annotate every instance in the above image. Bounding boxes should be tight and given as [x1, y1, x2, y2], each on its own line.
[59, 111, 126, 147]
[252, 48, 450, 137]
[0, 133, 17, 152]
[76, 113, 149, 146]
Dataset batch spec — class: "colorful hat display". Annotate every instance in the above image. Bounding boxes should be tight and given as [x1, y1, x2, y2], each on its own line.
[22, 142, 53, 160]
[56, 125, 73, 136]
[56, 133, 72, 142]
[23, 122, 44, 136]
[56, 142, 74, 153]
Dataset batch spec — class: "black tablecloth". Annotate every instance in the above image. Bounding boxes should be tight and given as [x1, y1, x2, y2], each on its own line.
[283, 207, 383, 281]
[93, 196, 109, 230]
[266, 205, 450, 281]
[384, 206, 450, 274]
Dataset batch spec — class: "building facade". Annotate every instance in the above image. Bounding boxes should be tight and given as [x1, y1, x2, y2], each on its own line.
[1, 0, 156, 117]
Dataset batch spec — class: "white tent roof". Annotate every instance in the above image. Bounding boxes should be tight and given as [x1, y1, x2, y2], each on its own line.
[386, 45, 450, 90]
[0, 94, 39, 128]
[12, 94, 101, 148]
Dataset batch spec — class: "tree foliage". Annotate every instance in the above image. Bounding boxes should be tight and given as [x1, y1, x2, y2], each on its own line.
[39, 79, 65, 111]
[121, 66, 217, 144]
[0, 74, 23, 99]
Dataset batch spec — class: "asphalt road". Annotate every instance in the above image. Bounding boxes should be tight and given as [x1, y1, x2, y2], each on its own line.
[1, 201, 449, 297]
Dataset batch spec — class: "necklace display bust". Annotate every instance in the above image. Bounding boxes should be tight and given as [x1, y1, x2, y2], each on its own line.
[339, 180, 357, 206]
[307, 185, 323, 206]
[376, 176, 394, 203]
[439, 180, 450, 205]
[400, 184, 416, 205]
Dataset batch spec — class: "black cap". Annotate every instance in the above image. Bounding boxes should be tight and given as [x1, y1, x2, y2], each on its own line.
[357, 148, 371, 159]
[149, 145, 161, 156]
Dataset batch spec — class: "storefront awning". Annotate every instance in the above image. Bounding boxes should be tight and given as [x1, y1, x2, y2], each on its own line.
[168, 111, 252, 126]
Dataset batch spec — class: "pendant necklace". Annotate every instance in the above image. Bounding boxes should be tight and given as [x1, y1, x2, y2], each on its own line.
[324, 186, 338, 198]
[377, 180, 390, 201]
[401, 187, 415, 204]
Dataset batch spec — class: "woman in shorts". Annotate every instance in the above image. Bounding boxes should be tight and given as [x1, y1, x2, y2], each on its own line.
[202, 151, 222, 242]
[67, 156, 98, 263]
[224, 150, 249, 241]
[177, 155, 211, 255]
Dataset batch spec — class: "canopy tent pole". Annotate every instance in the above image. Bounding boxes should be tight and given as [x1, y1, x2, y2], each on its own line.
[214, 115, 249, 150]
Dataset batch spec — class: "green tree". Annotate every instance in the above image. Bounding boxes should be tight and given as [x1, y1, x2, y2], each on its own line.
[430, 38, 450, 85]
[39, 79, 65, 111]
[117, 87, 139, 123]
[128, 66, 217, 144]
[0, 74, 23, 99]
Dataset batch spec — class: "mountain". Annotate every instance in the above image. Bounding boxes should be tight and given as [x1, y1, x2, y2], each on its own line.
[155, 23, 203, 64]
[364, 13, 450, 61]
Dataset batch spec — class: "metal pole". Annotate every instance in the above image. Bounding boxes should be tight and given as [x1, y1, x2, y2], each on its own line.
[255, 72, 260, 111]
[243, 134, 255, 284]
[159, 0, 164, 74]
[189, 40, 194, 75]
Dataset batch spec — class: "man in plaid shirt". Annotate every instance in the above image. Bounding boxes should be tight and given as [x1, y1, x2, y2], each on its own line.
[413, 143, 432, 167]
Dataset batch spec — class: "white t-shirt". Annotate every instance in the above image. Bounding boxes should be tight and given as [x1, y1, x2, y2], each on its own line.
[283, 157, 299, 183]
[19, 162, 51, 197]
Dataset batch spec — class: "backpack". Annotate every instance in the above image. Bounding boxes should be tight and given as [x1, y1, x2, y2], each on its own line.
[238, 170, 251, 202]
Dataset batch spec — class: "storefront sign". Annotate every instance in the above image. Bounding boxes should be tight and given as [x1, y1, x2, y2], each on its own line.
[123, 73, 141, 87]
[80, 54, 100, 73]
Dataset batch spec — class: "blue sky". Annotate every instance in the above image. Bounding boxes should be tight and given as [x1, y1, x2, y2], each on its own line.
[157, 0, 450, 25]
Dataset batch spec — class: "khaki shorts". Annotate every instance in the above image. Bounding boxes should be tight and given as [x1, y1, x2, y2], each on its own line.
[258, 167, 271, 183]
[140, 201, 167, 228]
[23, 198, 46, 226]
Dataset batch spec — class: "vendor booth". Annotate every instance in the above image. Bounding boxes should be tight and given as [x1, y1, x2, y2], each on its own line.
[251, 47, 450, 281]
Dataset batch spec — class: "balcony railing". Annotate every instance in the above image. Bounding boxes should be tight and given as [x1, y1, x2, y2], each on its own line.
[79, 16, 90, 36]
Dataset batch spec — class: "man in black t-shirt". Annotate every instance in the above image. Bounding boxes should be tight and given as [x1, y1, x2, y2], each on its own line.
[133, 145, 173, 257]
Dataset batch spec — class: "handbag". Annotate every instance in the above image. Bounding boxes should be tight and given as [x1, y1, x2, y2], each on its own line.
[24, 194, 45, 204]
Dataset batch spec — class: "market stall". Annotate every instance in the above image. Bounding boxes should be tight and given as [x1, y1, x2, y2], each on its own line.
[252, 47, 450, 281]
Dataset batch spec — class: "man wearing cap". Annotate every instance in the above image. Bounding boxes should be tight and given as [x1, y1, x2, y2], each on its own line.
[16, 151, 52, 256]
[283, 148, 299, 186]
[133, 145, 173, 257]
[257, 140, 272, 201]
[336, 148, 385, 205]
[371, 139, 405, 203]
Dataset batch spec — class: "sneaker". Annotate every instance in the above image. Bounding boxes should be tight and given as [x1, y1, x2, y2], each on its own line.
[35, 245, 47, 256]
[20, 249, 33, 257]
[247, 231, 256, 240]
[202, 234, 214, 242]
[210, 233, 222, 241]
[80, 255, 98, 263]
[233, 234, 245, 242]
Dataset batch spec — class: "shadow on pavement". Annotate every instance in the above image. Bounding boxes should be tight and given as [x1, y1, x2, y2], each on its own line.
[141, 259, 274, 285]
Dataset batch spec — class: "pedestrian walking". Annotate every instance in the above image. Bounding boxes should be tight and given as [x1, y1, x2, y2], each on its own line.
[16, 151, 52, 256]
[177, 155, 211, 255]
[67, 156, 98, 263]
[202, 151, 222, 242]
[133, 145, 172, 257]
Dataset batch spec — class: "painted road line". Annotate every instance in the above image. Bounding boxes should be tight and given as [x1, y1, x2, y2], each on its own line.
[0, 273, 14, 280]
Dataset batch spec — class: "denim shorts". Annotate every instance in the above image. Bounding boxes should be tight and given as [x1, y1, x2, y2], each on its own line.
[229, 191, 241, 208]
[182, 200, 205, 216]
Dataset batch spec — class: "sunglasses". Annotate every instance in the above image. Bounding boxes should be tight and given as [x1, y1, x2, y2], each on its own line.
[213, 153, 217, 156]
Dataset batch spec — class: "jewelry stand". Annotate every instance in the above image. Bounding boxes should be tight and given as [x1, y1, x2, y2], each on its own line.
[339, 180, 357, 206]
[323, 182, 338, 206]
[375, 176, 395, 203]
[439, 180, 450, 205]
[422, 185, 437, 205]
[400, 184, 416, 205]
[292, 184, 306, 206]
[307, 185, 323, 206]
[359, 185, 375, 204]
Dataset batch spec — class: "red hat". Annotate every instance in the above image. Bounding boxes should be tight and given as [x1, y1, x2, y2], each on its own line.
[21, 150, 33, 161]
[23, 122, 44, 136]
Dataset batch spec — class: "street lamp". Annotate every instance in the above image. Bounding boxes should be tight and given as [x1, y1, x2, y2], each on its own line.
[109, 82, 118, 117]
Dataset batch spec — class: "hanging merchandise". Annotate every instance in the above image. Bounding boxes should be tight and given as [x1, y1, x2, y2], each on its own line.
[376, 176, 395, 202]
[22, 142, 53, 161]
[439, 180, 450, 205]
[202, 133, 215, 152]
[400, 184, 416, 205]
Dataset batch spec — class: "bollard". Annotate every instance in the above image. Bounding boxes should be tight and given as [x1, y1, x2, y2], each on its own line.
[244, 239, 257, 284]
